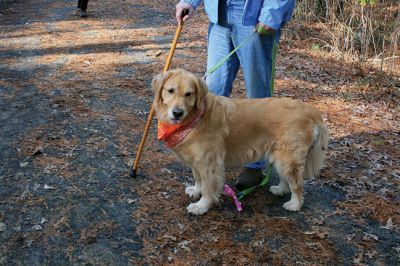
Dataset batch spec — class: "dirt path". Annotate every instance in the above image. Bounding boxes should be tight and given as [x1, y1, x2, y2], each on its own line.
[1, 0, 399, 264]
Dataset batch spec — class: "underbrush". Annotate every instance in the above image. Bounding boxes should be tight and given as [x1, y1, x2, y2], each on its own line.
[292, 0, 399, 74]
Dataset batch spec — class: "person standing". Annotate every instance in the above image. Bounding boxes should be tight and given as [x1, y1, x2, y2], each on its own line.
[175, 0, 295, 189]
[77, 0, 89, 17]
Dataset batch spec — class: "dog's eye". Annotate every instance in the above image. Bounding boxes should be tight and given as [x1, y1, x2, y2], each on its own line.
[167, 88, 174, 94]
[185, 92, 192, 97]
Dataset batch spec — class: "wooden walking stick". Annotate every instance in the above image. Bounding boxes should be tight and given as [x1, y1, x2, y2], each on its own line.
[129, 19, 185, 178]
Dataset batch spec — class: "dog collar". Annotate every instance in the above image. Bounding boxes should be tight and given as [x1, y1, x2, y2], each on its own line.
[158, 100, 206, 148]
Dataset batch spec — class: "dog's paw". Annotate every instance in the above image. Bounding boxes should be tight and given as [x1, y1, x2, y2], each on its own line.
[269, 185, 288, 196]
[186, 198, 210, 215]
[185, 186, 201, 198]
[283, 200, 301, 212]
[187, 203, 208, 215]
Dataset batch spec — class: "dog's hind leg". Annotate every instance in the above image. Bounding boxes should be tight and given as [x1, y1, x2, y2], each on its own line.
[186, 154, 225, 215]
[284, 172, 304, 211]
[273, 152, 306, 211]
[282, 162, 305, 211]
[185, 168, 202, 198]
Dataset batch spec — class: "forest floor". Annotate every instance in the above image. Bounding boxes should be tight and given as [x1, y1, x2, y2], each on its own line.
[0, 0, 399, 264]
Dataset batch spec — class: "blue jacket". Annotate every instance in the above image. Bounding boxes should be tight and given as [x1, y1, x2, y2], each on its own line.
[183, 0, 295, 30]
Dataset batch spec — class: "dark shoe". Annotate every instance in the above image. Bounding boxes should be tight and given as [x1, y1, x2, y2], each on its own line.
[235, 168, 264, 190]
[80, 10, 87, 17]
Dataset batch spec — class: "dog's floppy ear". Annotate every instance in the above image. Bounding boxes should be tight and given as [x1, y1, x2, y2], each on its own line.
[194, 76, 208, 110]
[152, 71, 173, 106]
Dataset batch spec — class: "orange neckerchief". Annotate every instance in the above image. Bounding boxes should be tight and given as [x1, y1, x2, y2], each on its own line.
[158, 100, 206, 148]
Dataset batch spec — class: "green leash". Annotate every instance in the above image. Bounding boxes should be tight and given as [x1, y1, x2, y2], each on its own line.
[237, 164, 273, 200]
[203, 26, 279, 199]
[237, 30, 277, 198]
[204, 26, 278, 97]
[204, 30, 257, 78]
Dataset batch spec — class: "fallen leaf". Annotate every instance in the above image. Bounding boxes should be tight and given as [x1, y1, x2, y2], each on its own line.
[380, 217, 394, 230]
[32, 146, 43, 156]
[31, 225, 42, 231]
[161, 168, 172, 175]
[304, 227, 328, 239]
[178, 239, 193, 252]
[163, 234, 177, 242]
[53, 217, 66, 229]
[19, 162, 29, 167]
[393, 246, 400, 256]
[366, 250, 377, 259]
[26, 239, 33, 247]
[13, 226, 21, 232]
[353, 251, 364, 264]
[346, 233, 356, 241]
[127, 198, 137, 204]
[363, 232, 379, 241]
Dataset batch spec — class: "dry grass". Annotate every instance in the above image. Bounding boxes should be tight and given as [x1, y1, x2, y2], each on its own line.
[293, 0, 400, 73]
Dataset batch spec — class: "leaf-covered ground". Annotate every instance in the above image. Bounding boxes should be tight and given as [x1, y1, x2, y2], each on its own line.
[0, 0, 399, 264]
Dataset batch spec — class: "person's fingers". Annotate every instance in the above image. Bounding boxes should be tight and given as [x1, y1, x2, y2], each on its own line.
[181, 8, 193, 22]
[176, 7, 184, 23]
[258, 23, 276, 33]
[176, 3, 194, 24]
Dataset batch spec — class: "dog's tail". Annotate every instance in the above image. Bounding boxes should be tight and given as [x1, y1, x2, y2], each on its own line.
[304, 122, 329, 179]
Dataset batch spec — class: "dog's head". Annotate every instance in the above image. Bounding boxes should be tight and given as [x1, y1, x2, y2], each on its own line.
[152, 69, 208, 124]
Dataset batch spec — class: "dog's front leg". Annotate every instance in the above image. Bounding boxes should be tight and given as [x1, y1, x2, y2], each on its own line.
[187, 154, 225, 215]
[185, 168, 202, 198]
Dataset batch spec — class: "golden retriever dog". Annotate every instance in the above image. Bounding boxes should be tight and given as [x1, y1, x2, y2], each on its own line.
[153, 69, 329, 215]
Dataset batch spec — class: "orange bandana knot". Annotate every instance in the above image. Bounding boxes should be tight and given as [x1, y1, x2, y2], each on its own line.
[158, 100, 206, 148]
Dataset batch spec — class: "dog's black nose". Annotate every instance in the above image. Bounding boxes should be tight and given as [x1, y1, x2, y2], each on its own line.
[172, 108, 184, 119]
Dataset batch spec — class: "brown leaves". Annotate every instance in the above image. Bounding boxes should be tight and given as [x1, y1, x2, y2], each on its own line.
[336, 193, 400, 225]
[304, 226, 329, 240]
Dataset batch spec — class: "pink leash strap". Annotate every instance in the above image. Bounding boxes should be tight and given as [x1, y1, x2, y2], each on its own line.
[223, 184, 242, 212]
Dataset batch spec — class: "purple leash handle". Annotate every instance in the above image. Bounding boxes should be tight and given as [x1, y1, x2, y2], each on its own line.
[223, 184, 243, 212]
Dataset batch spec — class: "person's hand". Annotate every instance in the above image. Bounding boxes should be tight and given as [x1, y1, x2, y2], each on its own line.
[257, 23, 276, 34]
[176, 2, 195, 24]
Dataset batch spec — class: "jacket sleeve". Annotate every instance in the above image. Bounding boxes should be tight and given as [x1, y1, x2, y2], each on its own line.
[182, 0, 203, 9]
[258, 0, 295, 31]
